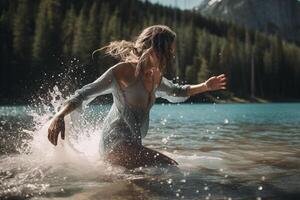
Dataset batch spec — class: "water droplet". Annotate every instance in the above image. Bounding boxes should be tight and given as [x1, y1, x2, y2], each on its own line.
[261, 176, 265, 181]
[161, 118, 167, 125]
[167, 179, 173, 184]
[176, 193, 180, 197]
[204, 186, 209, 190]
[162, 138, 168, 144]
[258, 186, 263, 190]
[205, 193, 211, 200]
[183, 172, 190, 176]
[180, 179, 186, 183]
[224, 118, 229, 124]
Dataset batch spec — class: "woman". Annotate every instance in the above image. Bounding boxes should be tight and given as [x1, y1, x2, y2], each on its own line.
[48, 25, 226, 169]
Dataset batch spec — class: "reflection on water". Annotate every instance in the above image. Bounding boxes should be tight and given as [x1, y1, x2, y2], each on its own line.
[0, 103, 300, 200]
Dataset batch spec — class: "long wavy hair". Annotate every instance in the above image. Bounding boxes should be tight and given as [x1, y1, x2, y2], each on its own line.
[93, 25, 176, 76]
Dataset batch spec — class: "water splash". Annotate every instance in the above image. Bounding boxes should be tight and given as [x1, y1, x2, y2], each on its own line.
[0, 80, 120, 198]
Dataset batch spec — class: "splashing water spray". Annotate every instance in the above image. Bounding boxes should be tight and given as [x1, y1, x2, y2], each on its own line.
[0, 60, 124, 198]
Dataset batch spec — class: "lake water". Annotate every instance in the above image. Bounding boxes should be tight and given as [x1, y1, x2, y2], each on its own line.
[0, 103, 300, 200]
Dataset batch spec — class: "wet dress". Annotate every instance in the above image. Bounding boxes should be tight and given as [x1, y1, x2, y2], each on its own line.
[66, 64, 190, 153]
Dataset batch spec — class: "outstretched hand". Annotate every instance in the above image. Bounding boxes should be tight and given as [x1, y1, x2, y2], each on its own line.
[48, 116, 65, 146]
[205, 74, 227, 91]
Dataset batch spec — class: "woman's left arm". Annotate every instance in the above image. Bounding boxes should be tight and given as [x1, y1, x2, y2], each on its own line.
[187, 74, 226, 96]
[156, 74, 226, 103]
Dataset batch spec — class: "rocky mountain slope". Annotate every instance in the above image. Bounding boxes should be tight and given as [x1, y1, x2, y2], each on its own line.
[196, 0, 300, 43]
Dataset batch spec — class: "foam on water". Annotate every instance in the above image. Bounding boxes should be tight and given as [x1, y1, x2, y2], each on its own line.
[0, 85, 127, 198]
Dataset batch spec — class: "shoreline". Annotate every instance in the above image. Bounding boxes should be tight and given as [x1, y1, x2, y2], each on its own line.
[196, 93, 300, 104]
[0, 97, 300, 106]
[214, 96, 270, 103]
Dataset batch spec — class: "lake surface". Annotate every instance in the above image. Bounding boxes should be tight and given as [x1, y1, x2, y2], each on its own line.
[0, 103, 300, 200]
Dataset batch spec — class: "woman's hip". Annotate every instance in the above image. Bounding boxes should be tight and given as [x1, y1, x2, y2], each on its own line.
[104, 141, 178, 169]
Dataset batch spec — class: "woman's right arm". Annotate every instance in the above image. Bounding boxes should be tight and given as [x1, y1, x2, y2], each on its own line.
[48, 101, 77, 146]
[47, 64, 118, 146]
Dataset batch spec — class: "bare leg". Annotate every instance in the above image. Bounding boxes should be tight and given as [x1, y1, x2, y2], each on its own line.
[105, 142, 178, 169]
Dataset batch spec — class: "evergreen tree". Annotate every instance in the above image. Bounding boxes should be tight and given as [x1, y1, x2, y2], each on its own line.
[102, 8, 121, 44]
[2, 0, 300, 102]
[208, 40, 219, 75]
[198, 57, 209, 83]
[85, 2, 100, 58]
[32, 0, 62, 63]
[185, 65, 197, 83]
[62, 5, 76, 56]
[13, 0, 32, 61]
[72, 8, 87, 60]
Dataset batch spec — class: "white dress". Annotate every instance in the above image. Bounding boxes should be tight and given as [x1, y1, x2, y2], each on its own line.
[65, 64, 190, 153]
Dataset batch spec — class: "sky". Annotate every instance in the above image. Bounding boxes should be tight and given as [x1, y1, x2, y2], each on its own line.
[146, 0, 203, 10]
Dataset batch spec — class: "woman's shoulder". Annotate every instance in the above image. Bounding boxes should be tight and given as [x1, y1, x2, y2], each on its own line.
[111, 62, 138, 88]
[112, 61, 136, 73]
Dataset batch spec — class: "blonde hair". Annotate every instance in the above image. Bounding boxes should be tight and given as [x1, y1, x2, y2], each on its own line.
[93, 25, 176, 76]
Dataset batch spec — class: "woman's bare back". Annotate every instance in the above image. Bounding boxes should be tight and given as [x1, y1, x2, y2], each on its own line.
[113, 62, 162, 93]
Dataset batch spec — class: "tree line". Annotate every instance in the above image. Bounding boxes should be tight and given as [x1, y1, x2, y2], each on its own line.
[1, 0, 300, 104]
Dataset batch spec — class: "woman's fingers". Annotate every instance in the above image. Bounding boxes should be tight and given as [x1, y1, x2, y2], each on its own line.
[220, 77, 226, 82]
[49, 126, 55, 145]
[54, 124, 60, 145]
[61, 120, 65, 140]
[206, 74, 227, 91]
[51, 131, 56, 146]
[48, 129, 53, 144]
[217, 74, 225, 79]
[218, 77, 226, 84]
[218, 76, 225, 80]
[53, 132, 58, 146]
[52, 123, 58, 145]
[47, 117, 66, 146]
[217, 75, 226, 82]
[50, 121, 58, 145]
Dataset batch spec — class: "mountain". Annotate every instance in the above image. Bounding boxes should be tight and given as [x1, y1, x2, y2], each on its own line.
[196, 0, 300, 43]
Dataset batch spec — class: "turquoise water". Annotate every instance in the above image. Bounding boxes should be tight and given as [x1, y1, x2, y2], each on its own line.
[0, 103, 300, 199]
